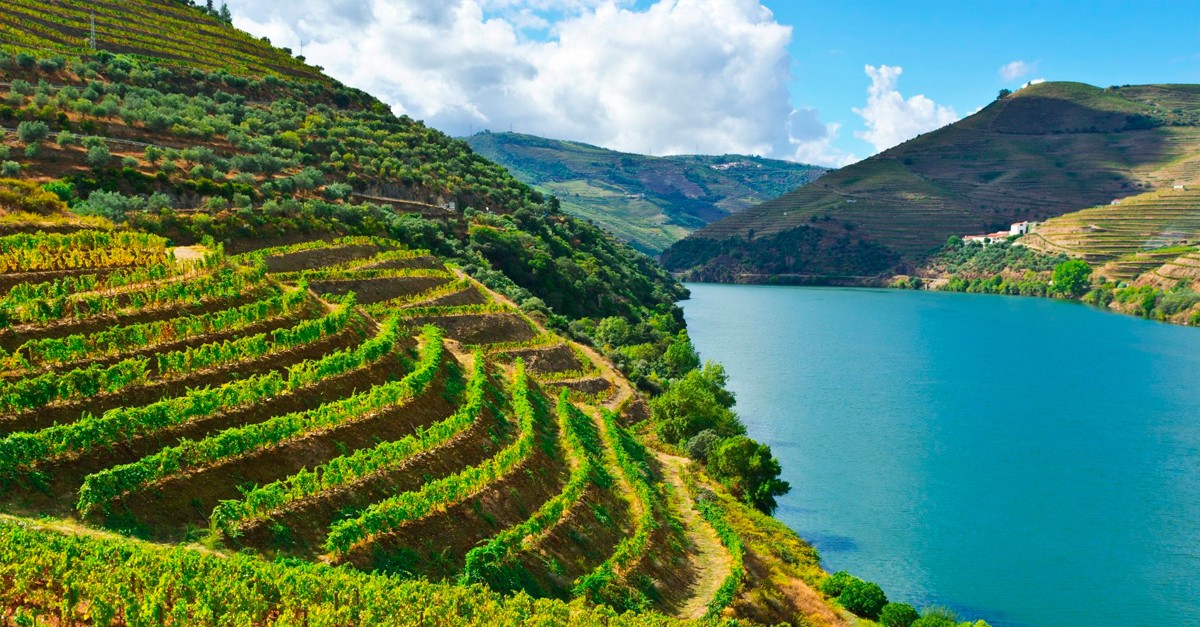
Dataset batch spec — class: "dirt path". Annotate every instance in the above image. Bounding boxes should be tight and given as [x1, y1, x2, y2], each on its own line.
[657, 453, 732, 620]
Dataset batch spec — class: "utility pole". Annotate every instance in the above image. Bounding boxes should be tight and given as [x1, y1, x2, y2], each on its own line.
[89, 12, 96, 50]
[299, 39, 306, 57]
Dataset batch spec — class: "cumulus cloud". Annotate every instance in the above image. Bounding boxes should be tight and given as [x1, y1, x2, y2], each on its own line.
[999, 60, 1035, 81]
[852, 65, 957, 154]
[224, 0, 850, 166]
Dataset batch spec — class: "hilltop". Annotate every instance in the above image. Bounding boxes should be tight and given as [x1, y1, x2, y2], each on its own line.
[663, 81, 1200, 281]
[0, 2, 936, 625]
[466, 132, 825, 255]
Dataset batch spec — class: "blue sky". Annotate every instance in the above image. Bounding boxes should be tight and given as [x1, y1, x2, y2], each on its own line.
[228, 0, 1200, 166]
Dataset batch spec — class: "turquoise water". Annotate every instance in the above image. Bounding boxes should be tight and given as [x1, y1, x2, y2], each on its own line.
[680, 284, 1200, 627]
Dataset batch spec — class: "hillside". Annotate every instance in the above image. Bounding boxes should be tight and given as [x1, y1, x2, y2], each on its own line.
[0, 3, 908, 626]
[663, 81, 1200, 281]
[466, 132, 825, 254]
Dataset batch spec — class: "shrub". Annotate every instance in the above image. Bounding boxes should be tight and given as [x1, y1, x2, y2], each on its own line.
[16, 120, 50, 144]
[838, 579, 888, 619]
[1051, 259, 1092, 298]
[881, 602, 921, 627]
[912, 606, 960, 627]
[819, 571, 856, 598]
[709, 435, 790, 514]
[15, 53, 35, 69]
[86, 144, 111, 168]
[0, 161, 20, 177]
[121, 156, 139, 169]
[686, 429, 722, 462]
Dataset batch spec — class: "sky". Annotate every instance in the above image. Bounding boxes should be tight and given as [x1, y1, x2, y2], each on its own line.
[224, 0, 1200, 167]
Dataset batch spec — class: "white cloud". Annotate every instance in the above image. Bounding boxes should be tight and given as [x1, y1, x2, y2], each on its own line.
[224, 0, 850, 166]
[999, 60, 1035, 81]
[852, 65, 958, 154]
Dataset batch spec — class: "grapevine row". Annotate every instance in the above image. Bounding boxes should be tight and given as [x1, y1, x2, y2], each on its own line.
[573, 409, 661, 607]
[324, 359, 541, 556]
[459, 391, 611, 586]
[4, 286, 305, 371]
[0, 358, 150, 415]
[690, 478, 746, 618]
[212, 348, 488, 536]
[0, 230, 168, 273]
[0, 318, 406, 478]
[76, 326, 445, 515]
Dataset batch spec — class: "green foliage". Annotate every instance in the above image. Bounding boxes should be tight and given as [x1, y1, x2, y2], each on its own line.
[837, 578, 888, 619]
[1051, 259, 1093, 297]
[692, 488, 745, 618]
[0, 161, 20, 177]
[881, 603, 921, 627]
[0, 518, 689, 626]
[650, 362, 744, 445]
[708, 436, 790, 515]
[686, 429, 722, 462]
[819, 571, 856, 597]
[16, 120, 49, 143]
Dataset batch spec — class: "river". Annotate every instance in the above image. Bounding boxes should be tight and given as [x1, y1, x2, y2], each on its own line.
[680, 283, 1200, 626]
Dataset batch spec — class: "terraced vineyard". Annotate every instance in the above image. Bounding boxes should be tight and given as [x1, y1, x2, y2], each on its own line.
[0, 0, 319, 80]
[0, 229, 844, 625]
[1025, 188, 1200, 284]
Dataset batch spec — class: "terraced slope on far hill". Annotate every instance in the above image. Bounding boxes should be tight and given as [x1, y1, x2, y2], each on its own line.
[466, 132, 826, 255]
[663, 82, 1200, 282]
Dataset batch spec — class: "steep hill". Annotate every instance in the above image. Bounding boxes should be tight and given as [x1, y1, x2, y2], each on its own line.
[0, 3, 885, 626]
[664, 82, 1200, 281]
[466, 132, 825, 254]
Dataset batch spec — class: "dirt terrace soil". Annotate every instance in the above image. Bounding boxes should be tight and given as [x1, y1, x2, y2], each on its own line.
[363, 256, 445, 271]
[406, 313, 539, 346]
[411, 286, 491, 308]
[103, 356, 464, 540]
[310, 276, 450, 305]
[494, 344, 585, 376]
[264, 245, 385, 274]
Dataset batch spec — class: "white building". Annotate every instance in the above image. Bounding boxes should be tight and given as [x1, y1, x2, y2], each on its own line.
[1010, 221, 1032, 236]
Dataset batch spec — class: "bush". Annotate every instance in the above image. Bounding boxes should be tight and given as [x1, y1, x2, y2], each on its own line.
[912, 606, 960, 627]
[0, 161, 20, 177]
[838, 579, 888, 619]
[86, 144, 112, 168]
[16, 120, 50, 144]
[819, 571, 856, 598]
[709, 435, 790, 514]
[686, 429, 722, 462]
[1051, 259, 1092, 298]
[881, 602, 921, 627]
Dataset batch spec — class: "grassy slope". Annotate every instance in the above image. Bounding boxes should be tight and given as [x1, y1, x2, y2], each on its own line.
[466, 132, 826, 255]
[665, 81, 1200, 279]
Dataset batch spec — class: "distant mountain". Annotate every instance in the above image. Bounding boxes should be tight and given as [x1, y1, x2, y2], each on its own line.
[663, 82, 1200, 281]
[465, 132, 826, 254]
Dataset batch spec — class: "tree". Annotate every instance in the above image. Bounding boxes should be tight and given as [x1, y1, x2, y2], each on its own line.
[16, 120, 49, 144]
[219, 3, 232, 23]
[650, 362, 743, 445]
[838, 579, 888, 619]
[1051, 259, 1092, 298]
[997, 89, 1012, 100]
[86, 144, 111, 168]
[881, 603, 921, 627]
[709, 435, 790, 514]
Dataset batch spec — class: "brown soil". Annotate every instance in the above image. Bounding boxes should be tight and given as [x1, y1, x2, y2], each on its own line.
[264, 245, 383, 274]
[0, 324, 366, 437]
[310, 276, 450, 305]
[233, 383, 512, 558]
[546, 377, 613, 397]
[407, 313, 539, 346]
[494, 344, 584, 376]
[411, 286, 490, 308]
[103, 356, 464, 540]
[363, 256, 445, 271]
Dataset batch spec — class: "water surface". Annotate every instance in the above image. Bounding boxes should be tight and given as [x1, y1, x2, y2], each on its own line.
[681, 284, 1200, 626]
